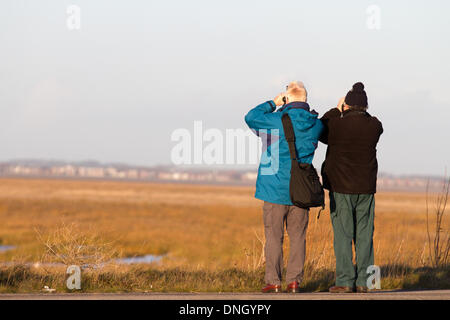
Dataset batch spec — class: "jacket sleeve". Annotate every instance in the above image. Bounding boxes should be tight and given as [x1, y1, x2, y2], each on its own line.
[377, 119, 384, 136]
[319, 108, 340, 145]
[244, 101, 279, 130]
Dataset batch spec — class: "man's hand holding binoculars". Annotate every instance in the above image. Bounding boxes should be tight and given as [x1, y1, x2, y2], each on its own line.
[337, 97, 345, 112]
[273, 93, 286, 107]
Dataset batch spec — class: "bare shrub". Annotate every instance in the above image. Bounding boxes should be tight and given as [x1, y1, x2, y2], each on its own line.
[242, 229, 265, 271]
[426, 176, 450, 267]
[35, 223, 119, 268]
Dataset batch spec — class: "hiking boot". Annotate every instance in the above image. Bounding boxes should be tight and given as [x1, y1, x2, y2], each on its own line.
[286, 281, 300, 293]
[329, 286, 354, 293]
[262, 284, 282, 293]
[356, 286, 368, 293]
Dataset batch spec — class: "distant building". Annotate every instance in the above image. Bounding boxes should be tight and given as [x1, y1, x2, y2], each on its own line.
[0, 160, 446, 192]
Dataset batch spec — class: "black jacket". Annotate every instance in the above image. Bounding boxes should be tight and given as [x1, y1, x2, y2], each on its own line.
[319, 108, 383, 194]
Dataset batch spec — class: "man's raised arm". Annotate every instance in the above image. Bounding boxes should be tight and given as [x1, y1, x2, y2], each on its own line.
[319, 97, 345, 144]
[245, 93, 285, 130]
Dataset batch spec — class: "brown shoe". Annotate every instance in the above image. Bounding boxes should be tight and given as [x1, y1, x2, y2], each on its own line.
[262, 284, 282, 293]
[356, 286, 368, 293]
[286, 281, 300, 293]
[329, 286, 354, 293]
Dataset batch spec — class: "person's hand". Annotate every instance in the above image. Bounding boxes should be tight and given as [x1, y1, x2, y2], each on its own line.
[337, 97, 345, 112]
[273, 93, 286, 107]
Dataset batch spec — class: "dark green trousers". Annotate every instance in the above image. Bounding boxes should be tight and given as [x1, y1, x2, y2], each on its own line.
[330, 192, 375, 287]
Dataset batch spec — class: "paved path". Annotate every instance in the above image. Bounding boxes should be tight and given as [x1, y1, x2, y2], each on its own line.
[1, 290, 449, 300]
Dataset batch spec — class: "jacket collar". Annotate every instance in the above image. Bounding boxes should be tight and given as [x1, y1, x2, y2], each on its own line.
[277, 101, 310, 113]
[278, 101, 318, 115]
[342, 109, 368, 118]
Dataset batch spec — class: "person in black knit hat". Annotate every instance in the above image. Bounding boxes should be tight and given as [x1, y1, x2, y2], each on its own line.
[319, 82, 383, 293]
[344, 82, 368, 110]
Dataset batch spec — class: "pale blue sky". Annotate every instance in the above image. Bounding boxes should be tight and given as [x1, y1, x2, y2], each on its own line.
[0, 0, 449, 175]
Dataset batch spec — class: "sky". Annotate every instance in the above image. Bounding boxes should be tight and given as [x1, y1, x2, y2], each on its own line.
[0, 0, 449, 176]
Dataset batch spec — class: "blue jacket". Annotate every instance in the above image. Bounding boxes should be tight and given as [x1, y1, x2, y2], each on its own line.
[245, 101, 323, 205]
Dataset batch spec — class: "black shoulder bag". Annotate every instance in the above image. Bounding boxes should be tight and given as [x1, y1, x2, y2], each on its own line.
[281, 113, 325, 216]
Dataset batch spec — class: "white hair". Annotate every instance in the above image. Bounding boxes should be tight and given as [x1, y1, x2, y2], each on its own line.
[286, 81, 307, 102]
[287, 81, 305, 90]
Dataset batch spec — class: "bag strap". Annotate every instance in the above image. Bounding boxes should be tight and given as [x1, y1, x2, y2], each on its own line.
[283, 113, 325, 216]
[281, 113, 298, 160]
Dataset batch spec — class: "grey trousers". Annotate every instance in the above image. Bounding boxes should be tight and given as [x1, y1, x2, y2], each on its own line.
[263, 201, 309, 285]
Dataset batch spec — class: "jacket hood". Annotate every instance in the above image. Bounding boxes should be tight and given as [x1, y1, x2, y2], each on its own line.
[280, 102, 320, 131]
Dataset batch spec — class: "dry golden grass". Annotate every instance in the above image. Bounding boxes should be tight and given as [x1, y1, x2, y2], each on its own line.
[0, 178, 448, 292]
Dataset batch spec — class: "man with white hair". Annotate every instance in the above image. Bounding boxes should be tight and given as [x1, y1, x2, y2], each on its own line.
[245, 81, 323, 293]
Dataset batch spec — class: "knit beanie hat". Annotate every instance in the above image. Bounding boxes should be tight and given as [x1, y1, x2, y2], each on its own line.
[345, 82, 368, 107]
